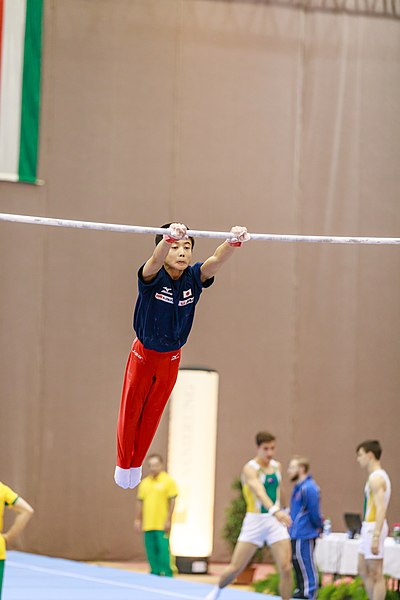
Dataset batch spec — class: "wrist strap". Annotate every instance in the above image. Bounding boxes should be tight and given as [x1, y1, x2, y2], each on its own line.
[163, 234, 176, 244]
[268, 505, 280, 516]
[226, 239, 242, 247]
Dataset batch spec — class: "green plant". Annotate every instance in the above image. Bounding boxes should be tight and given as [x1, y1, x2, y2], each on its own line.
[252, 570, 297, 595]
[221, 477, 266, 563]
[317, 579, 359, 600]
[221, 478, 246, 553]
[252, 567, 397, 599]
[317, 576, 395, 600]
[252, 571, 280, 594]
[385, 590, 400, 600]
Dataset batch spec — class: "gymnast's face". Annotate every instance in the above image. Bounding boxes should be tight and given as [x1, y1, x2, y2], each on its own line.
[164, 239, 193, 273]
[356, 448, 370, 469]
[257, 441, 276, 464]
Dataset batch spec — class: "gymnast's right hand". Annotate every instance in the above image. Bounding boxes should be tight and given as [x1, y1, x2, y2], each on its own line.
[163, 222, 188, 243]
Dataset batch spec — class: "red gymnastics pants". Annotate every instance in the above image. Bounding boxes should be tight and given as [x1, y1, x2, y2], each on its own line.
[116, 338, 181, 469]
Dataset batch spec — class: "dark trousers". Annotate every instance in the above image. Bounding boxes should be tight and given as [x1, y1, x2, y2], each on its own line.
[291, 538, 319, 600]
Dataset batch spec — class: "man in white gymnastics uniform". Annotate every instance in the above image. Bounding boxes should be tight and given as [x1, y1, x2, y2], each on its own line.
[205, 431, 292, 600]
[356, 439, 391, 600]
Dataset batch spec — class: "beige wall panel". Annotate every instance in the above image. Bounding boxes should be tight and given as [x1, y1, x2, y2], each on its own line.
[0, 0, 399, 562]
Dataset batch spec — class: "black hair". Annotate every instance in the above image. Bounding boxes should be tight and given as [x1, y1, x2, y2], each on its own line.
[356, 440, 382, 460]
[155, 223, 195, 249]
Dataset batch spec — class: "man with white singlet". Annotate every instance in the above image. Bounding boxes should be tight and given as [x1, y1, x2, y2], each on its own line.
[205, 431, 292, 600]
[356, 440, 391, 600]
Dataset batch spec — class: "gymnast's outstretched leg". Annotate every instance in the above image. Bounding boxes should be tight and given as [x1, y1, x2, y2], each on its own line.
[115, 339, 180, 489]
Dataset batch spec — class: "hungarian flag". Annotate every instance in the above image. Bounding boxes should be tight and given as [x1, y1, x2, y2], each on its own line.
[0, 0, 43, 183]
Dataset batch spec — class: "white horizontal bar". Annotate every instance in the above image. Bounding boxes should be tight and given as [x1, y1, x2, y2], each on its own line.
[0, 212, 399, 245]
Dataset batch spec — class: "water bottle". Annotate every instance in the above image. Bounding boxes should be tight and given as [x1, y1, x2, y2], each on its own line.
[323, 518, 332, 537]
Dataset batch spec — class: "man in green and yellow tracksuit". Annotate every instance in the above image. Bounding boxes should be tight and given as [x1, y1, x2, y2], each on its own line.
[135, 455, 178, 577]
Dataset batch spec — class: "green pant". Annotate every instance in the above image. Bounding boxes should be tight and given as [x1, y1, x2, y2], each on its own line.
[144, 530, 173, 576]
[0, 560, 4, 600]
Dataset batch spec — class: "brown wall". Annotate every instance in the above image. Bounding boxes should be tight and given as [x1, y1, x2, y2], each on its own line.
[0, 0, 399, 561]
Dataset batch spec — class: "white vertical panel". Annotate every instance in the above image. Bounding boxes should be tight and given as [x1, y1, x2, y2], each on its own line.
[0, 0, 27, 180]
[168, 369, 219, 557]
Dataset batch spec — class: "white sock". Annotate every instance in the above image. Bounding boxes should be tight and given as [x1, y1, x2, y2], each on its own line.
[114, 466, 131, 489]
[205, 586, 222, 600]
[129, 466, 143, 489]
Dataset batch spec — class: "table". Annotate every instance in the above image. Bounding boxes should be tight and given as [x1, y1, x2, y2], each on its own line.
[315, 533, 400, 579]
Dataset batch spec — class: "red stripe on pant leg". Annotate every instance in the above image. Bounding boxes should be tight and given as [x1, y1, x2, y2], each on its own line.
[131, 354, 180, 467]
[116, 347, 155, 469]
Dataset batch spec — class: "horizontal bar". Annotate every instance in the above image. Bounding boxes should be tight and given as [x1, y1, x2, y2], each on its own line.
[0, 212, 399, 245]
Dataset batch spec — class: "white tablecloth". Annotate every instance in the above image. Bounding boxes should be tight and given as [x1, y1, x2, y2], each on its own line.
[315, 533, 400, 579]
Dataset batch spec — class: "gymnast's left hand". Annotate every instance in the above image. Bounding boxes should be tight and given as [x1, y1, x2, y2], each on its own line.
[371, 535, 379, 555]
[227, 225, 251, 247]
[168, 223, 188, 240]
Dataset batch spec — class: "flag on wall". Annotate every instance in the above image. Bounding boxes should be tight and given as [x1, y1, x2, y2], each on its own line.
[0, 0, 43, 184]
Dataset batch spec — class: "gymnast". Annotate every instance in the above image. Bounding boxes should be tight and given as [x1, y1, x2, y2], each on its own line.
[114, 222, 250, 489]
